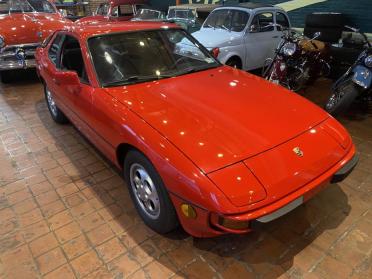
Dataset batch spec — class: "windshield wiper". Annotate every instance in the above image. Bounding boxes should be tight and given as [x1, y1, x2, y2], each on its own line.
[103, 74, 172, 87]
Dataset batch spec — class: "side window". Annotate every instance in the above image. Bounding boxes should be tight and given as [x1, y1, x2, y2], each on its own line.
[231, 10, 249, 32]
[48, 34, 64, 66]
[60, 35, 89, 84]
[276, 12, 289, 31]
[117, 5, 134, 16]
[251, 12, 274, 32]
[96, 3, 108, 16]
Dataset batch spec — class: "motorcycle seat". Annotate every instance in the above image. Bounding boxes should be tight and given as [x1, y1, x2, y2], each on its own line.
[299, 39, 326, 52]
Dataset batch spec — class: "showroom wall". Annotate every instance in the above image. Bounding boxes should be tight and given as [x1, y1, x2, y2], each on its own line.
[149, 0, 372, 32]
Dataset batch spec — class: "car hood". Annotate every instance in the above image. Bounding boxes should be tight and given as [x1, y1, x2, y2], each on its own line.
[0, 13, 70, 46]
[192, 28, 242, 48]
[107, 66, 329, 174]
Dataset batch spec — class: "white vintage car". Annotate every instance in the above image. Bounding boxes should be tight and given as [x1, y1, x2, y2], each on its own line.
[192, 3, 291, 70]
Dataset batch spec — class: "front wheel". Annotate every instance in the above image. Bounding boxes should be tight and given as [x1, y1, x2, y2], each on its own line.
[124, 150, 178, 234]
[44, 84, 68, 124]
[325, 78, 360, 116]
[0, 71, 12, 83]
[226, 57, 242, 69]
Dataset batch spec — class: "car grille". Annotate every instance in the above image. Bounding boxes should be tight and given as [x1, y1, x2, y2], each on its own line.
[0, 43, 39, 61]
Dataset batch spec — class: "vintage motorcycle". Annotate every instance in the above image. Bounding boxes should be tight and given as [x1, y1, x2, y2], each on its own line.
[325, 26, 372, 116]
[263, 28, 331, 92]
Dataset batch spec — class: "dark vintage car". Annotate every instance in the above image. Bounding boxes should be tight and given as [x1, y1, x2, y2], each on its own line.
[167, 4, 220, 34]
[0, 0, 71, 82]
[131, 8, 166, 22]
[75, 0, 147, 24]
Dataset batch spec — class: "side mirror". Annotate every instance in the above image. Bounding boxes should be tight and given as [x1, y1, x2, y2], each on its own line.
[249, 24, 259, 33]
[313, 32, 321, 40]
[56, 71, 81, 92]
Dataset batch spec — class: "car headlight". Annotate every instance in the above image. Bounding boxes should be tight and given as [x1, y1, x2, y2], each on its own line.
[0, 35, 4, 48]
[282, 42, 296, 56]
[365, 55, 372, 68]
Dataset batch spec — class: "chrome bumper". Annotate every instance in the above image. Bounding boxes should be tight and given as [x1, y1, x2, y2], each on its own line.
[0, 59, 37, 71]
[0, 43, 38, 71]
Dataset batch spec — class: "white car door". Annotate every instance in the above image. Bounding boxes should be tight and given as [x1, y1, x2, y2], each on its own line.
[244, 11, 280, 70]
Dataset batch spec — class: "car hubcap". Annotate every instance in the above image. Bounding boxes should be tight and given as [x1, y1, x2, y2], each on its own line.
[130, 163, 160, 219]
[46, 88, 58, 117]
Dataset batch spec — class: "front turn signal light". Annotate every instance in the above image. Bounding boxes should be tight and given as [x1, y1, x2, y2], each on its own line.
[181, 204, 197, 219]
[218, 217, 249, 230]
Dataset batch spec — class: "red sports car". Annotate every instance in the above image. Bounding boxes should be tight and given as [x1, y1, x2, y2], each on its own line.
[35, 22, 358, 237]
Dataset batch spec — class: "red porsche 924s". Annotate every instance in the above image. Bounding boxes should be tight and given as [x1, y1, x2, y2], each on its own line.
[35, 22, 358, 237]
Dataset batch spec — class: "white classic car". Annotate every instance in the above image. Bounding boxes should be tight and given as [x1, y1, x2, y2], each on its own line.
[192, 3, 291, 70]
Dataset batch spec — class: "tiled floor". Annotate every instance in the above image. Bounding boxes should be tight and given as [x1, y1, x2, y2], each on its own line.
[0, 73, 371, 279]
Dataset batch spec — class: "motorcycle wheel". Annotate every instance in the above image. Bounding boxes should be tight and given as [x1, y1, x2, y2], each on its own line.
[325, 78, 360, 116]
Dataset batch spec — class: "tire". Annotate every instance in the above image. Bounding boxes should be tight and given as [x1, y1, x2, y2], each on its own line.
[124, 150, 178, 234]
[226, 57, 242, 69]
[0, 71, 12, 83]
[44, 84, 69, 124]
[325, 78, 360, 116]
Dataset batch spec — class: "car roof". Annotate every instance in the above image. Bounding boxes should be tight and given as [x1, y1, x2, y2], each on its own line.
[108, 0, 147, 6]
[214, 2, 283, 12]
[70, 21, 179, 39]
[168, 4, 221, 12]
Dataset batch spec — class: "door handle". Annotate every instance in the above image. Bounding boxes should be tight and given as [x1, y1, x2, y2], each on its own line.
[272, 36, 279, 39]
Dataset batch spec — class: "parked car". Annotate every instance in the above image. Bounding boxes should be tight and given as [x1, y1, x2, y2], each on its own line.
[192, 3, 291, 70]
[131, 8, 166, 22]
[75, 0, 147, 24]
[167, 4, 219, 33]
[0, 0, 71, 83]
[36, 21, 357, 237]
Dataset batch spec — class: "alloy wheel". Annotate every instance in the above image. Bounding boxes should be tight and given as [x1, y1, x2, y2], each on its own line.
[129, 163, 160, 219]
[46, 88, 58, 117]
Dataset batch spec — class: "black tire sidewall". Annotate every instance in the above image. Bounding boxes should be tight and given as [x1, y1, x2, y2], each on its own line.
[0, 71, 12, 84]
[226, 58, 242, 69]
[124, 150, 178, 234]
[326, 79, 360, 116]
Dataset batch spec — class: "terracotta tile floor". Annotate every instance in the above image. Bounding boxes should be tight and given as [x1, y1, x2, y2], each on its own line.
[0, 73, 371, 279]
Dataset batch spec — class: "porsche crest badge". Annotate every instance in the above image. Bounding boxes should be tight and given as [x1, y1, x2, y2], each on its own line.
[293, 147, 304, 157]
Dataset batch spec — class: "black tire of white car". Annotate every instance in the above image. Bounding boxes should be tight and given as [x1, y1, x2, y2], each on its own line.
[325, 78, 360, 116]
[124, 150, 179, 234]
[226, 58, 242, 69]
[44, 84, 69, 124]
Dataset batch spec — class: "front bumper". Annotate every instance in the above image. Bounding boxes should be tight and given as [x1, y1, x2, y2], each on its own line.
[0, 59, 37, 71]
[171, 146, 357, 237]
[0, 43, 38, 71]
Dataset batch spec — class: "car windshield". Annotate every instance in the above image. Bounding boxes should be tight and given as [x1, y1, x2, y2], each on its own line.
[168, 8, 195, 20]
[8, 0, 56, 13]
[88, 29, 220, 87]
[134, 9, 163, 20]
[204, 9, 250, 32]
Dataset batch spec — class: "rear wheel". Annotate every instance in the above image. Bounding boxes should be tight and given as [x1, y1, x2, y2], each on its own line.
[226, 57, 242, 69]
[44, 84, 68, 124]
[325, 78, 360, 116]
[124, 150, 178, 234]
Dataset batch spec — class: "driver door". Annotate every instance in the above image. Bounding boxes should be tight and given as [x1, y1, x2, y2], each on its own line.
[244, 12, 278, 70]
[52, 34, 94, 132]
